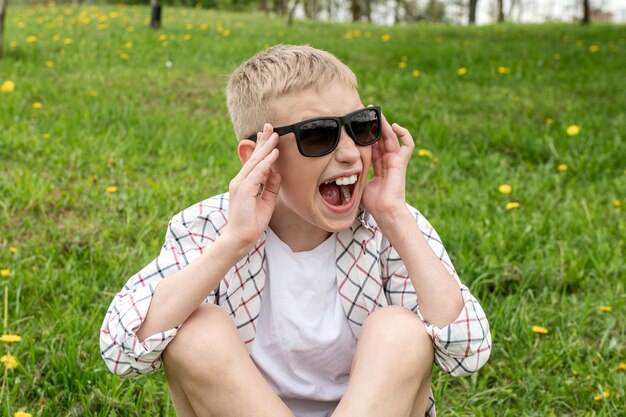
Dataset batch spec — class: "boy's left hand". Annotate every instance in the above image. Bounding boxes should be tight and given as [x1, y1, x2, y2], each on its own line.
[361, 113, 414, 223]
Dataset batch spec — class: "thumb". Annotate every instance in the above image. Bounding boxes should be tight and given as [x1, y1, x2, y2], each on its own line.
[262, 171, 281, 201]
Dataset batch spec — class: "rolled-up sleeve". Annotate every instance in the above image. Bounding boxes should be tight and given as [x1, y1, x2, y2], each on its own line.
[100, 210, 217, 377]
[383, 205, 491, 376]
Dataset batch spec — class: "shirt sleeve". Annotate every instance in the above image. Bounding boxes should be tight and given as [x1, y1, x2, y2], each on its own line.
[99, 209, 220, 377]
[382, 205, 492, 377]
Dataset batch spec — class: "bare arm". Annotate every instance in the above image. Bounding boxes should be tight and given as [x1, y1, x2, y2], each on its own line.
[136, 125, 282, 342]
[376, 209, 463, 328]
[361, 116, 462, 328]
[136, 234, 247, 341]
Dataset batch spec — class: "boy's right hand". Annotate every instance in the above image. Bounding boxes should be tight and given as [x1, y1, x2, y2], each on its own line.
[225, 124, 281, 252]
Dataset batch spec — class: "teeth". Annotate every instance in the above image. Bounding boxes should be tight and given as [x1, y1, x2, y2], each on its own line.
[332, 174, 358, 186]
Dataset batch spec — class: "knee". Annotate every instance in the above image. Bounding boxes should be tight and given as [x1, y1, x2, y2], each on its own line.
[362, 306, 434, 366]
[163, 303, 241, 376]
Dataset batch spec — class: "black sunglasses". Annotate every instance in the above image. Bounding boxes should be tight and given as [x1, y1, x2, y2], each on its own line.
[246, 106, 382, 157]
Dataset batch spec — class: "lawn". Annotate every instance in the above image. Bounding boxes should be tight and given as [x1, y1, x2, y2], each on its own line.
[0, 3, 624, 416]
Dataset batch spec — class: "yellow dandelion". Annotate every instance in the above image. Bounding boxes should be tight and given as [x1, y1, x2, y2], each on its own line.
[63, 38, 73, 45]
[566, 125, 580, 136]
[184, 34, 191, 41]
[200, 23, 209, 30]
[9, 41, 17, 49]
[223, 29, 231, 36]
[119, 52, 129, 61]
[1, 353, 18, 369]
[593, 390, 610, 401]
[412, 70, 421, 78]
[52, 34, 60, 41]
[457, 67, 468, 76]
[344, 32, 353, 40]
[43, 133, 50, 139]
[159, 34, 167, 41]
[45, 61, 55, 68]
[125, 41, 133, 49]
[497, 66, 511, 74]
[546, 117, 554, 125]
[506, 201, 521, 210]
[498, 184, 512, 194]
[399, 62, 407, 69]
[26, 35, 38, 43]
[88, 90, 98, 97]
[381, 33, 391, 42]
[599, 305, 612, 312]
[0, 334, 22, 343]
[14, 412, 33, 417]
[557, 164, 568, 172]
[531, 325, 549, 334]
[32, 101, 42, 109]
[9, 246, 17, 254]
[17, 22, 25, 29]
[589, 45, 600, 53]
[106, 186, 118, 194]
[1, 80, 15, 93]
[417, 149, 431, 157]
[614, 200, 622, 207]
[127, 26, 135, 33]
[618, 362, 626, 371]
[1, 269, 10, 278]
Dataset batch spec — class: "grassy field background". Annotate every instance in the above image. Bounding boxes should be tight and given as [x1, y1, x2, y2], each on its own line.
[1, 3, 624, 416]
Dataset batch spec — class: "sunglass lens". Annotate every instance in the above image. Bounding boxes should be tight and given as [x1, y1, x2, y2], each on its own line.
[300, 119, 340, 156]
[349, 109, 380, 145]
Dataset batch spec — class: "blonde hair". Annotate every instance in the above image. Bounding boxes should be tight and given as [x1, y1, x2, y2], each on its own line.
[226, 45, 358, 141]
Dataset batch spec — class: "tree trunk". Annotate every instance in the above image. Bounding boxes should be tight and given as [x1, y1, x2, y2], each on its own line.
[287, 0, 300, 25]
[364, 0, 371, 22]
[582, 0, 590, 24]
[350, 0, 361, 22]
[497, 0, 504, 22]
[0, 0, 8, 58]
[469, 0, 478, 24]
[150, 0, 161, 29]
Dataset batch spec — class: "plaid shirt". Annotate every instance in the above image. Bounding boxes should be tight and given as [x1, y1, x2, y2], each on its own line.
[100, 193, 491, 415]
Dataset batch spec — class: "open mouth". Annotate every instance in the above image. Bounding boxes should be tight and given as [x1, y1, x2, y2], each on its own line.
[318, 174, 358, 208]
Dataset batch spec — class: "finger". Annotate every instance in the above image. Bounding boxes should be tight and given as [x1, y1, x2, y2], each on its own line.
[260, 170, 282, 203]
[392, 123, 415, 162]
[370, 142, 384, 176]
[380, 113, 401, 153]
[244, 148, 280, 197]
[235, 130, 280, 182]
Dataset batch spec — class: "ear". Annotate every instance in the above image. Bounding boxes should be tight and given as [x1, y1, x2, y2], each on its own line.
[237, 139, 257, 164]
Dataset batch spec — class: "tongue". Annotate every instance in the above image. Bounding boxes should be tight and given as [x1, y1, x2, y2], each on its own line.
[319, 183, 341, 206]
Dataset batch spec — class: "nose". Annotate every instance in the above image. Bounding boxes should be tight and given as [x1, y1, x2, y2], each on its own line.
[333, 128, 360, 163]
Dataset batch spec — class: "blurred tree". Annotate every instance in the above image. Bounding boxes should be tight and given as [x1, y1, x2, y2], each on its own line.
[0, 0, 7, 58]
[469, 0, 478, 24]
[394, 0, 419, 23]
[304, 0, 319, 18]
[582, 0, 590, 24]
[497, 0, 504, 22]
[150, 0, 162, 28]
[350, 0, 373, 22]
[425, 0, 445, 22]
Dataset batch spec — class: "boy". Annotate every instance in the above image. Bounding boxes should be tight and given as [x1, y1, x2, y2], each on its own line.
[100, 45, 491, 417]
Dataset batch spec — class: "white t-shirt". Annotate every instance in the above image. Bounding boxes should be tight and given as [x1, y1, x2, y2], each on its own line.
[249, 228, 357, 417]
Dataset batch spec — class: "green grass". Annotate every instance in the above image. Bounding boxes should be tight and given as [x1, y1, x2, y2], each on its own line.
[1, 4, 625, 416]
